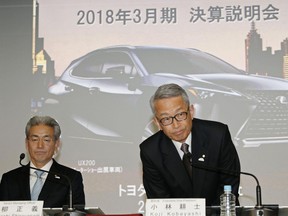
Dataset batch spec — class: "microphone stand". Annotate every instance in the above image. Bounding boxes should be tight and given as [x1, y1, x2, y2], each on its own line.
[19, 153, 86, 216]
[240, 171, 277, 216]
[187, 153, 278, 216]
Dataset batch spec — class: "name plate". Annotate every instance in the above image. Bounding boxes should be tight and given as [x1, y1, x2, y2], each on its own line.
[0, 201, 43, 216]
[145, 198, 205, 216]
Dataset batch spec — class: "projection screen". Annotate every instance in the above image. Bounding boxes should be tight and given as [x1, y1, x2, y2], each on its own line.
[0, 0, 288, 214]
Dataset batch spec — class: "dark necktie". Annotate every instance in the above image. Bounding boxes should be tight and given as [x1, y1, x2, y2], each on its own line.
[181, 143, 193, 180]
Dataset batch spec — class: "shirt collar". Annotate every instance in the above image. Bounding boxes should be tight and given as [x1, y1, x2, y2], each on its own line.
[172, 133, 192, 157]
[30, 159, 53, 175]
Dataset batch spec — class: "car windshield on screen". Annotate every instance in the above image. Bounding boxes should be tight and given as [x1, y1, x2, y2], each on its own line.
[134, 48, 241, 75]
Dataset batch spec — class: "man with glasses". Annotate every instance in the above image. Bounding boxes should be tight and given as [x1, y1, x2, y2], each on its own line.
[140, 83, 240, 206]
[0, 116, 85, 208]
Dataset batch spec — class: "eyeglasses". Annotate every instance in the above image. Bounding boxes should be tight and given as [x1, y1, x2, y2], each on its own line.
[158, 110, 189, 126]
[28, 136, 54, 145]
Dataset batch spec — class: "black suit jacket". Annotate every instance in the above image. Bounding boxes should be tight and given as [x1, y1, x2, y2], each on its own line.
[0, 159, 85, 208]
[140, 118, 241, 206]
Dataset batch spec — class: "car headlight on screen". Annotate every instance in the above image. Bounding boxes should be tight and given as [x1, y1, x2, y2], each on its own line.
[187, 87, 244, 102]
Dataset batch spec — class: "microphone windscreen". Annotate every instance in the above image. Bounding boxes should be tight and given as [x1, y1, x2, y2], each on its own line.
[20, 153, 25, 160]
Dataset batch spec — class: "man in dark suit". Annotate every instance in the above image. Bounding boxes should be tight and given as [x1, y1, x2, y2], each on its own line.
[0, 115, 85, 208]
[140, 83, 240, 206]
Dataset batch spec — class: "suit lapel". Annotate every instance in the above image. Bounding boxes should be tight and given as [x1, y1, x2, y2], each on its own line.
[191, 120, 209, 196]
[20, 164, 32, 199]
[38, 160, 67, 201]
[161, 134, 193, 195]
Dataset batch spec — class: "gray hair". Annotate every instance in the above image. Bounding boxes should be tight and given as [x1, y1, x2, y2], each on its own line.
[25, 116, 61, 141]
[150, 83, 190, 114]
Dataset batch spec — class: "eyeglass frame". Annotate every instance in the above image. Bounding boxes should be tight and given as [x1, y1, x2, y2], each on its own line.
[157, 108, 190, 126]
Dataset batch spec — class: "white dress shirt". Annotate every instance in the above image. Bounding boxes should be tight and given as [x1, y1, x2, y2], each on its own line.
[172, 133, 192, 159]
[29, 159, 53, 193]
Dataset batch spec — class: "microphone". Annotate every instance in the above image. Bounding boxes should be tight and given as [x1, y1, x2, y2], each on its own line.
[186, 152, 278, 216]
[19, 153, 85, 216]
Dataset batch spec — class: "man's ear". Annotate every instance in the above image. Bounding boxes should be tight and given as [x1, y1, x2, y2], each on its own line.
[25, 138, 28, 151]
[153, 116, 162, 131]
[189, 104, 194, 118]
[54, 139, 61, 157]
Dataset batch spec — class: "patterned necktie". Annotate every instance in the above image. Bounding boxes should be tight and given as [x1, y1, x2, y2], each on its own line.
[181, 143, 193, 180]
[31, 170, 44, 200]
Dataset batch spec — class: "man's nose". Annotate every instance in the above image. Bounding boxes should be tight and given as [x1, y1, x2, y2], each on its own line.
[171, 117, 180, 127]
[37, 139, 44, 148]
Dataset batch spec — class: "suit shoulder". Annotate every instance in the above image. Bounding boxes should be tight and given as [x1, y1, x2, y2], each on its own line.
[1, 166, 26, 178]
[52, 161, 81, 177]
[193, 118, 227, 130]
[140, 130, 163, 151]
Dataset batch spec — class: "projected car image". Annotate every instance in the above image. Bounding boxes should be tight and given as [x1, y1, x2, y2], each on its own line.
[44, 46, 288, 147]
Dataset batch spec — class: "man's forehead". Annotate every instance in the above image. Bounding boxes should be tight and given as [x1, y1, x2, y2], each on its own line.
[155, 99, 187, 115]
[30, 134, 51, 137]
[29, 125, 54, 136]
